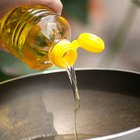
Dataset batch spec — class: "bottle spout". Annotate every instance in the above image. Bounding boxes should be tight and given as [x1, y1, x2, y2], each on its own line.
[72, 33, 105, 53]
[49, 40, 78, 68]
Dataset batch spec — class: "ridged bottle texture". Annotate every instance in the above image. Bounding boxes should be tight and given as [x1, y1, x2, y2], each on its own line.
[0, 6, 71, 70]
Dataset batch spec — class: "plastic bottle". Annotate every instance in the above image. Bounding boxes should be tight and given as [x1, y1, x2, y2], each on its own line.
[0, 6, 105, 70]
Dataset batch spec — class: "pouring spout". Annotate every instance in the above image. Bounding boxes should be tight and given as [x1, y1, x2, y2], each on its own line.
[49, 39, 78, 68]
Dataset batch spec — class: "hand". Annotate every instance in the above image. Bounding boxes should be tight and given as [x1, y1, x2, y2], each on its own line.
[0, 0, 63, 18]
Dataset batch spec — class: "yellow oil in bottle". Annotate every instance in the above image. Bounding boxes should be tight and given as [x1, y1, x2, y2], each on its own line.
[0, 6, 71, 70]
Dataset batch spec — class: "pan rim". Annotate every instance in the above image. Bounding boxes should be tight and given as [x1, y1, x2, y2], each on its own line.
[0, 67, 140, 85]
[89, 127, 140, 140]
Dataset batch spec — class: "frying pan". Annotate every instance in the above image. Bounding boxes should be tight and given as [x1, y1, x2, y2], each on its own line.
[0, 68, 140, 140]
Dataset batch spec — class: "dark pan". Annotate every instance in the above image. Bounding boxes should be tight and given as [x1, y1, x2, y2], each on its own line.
[0, 68, 140, 140]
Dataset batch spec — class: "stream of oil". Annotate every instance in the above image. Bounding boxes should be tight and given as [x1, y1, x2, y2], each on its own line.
[66, 66, 80, 140]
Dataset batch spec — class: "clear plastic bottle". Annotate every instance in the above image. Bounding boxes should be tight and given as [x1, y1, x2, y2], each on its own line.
[0, 6, 105, 70]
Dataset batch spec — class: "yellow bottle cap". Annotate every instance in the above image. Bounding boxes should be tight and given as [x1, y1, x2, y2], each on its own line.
[49, 40, 77, 68]
[77, 33, 105, 53]
[49, 33, 105, 68]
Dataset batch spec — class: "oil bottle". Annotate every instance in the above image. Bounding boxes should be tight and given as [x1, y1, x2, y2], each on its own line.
[0, 6, 105, 70]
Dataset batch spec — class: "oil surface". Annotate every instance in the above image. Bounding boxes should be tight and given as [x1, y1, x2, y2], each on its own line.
[25, 134, 95, 140]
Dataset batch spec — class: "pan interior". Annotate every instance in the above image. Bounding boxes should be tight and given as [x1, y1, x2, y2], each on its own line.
[0, 69, 140, 140]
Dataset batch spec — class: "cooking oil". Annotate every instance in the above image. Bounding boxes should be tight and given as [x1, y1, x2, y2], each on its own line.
[0, 6, 80, 139]
[0, 6, 105, 140]
[66, 66, 80, 140]
[0, 6, 71, 70]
